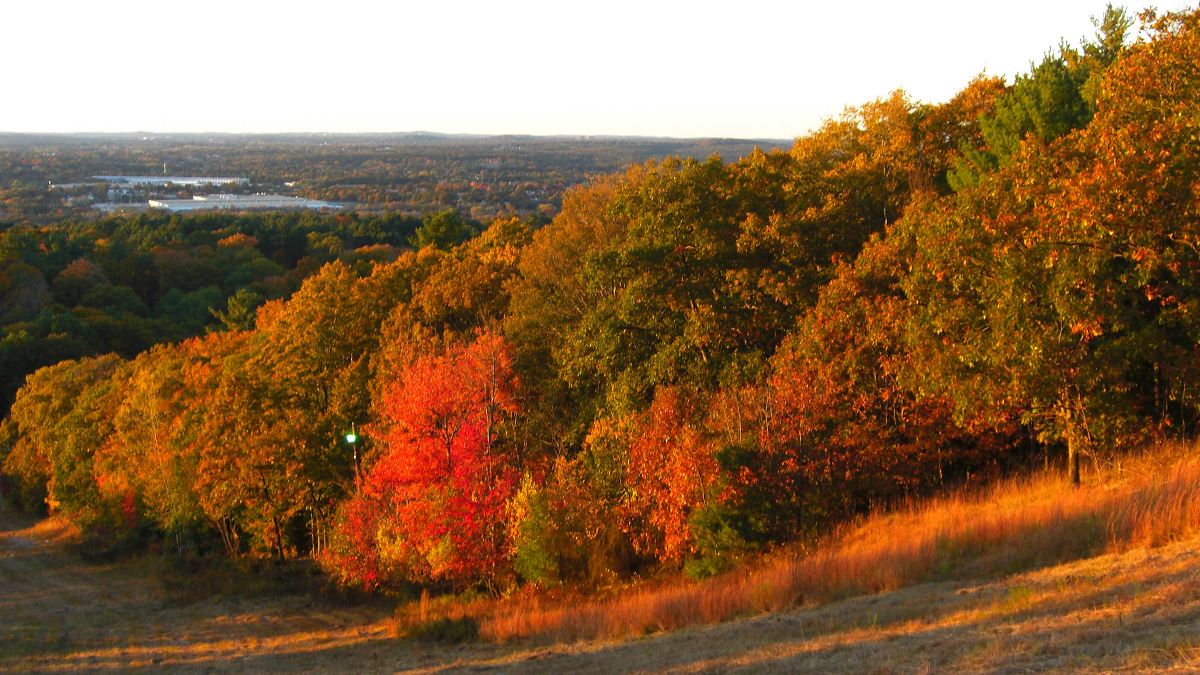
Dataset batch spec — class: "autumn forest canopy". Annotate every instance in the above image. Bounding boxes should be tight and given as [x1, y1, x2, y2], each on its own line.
[3, 7, 1200, 595]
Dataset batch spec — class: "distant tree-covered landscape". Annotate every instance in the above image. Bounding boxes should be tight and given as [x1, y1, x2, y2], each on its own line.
[0, 134, 787, 223]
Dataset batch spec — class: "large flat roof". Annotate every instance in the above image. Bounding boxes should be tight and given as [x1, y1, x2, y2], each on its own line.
[94, 175, 247, 185]
[147, 194, 338, 212]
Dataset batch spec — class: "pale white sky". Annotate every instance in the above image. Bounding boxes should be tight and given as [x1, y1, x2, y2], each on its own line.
[2, 1, 1191, 138]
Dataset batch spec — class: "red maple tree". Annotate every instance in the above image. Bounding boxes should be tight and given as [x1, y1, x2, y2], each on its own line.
[326, 330, 519, 589]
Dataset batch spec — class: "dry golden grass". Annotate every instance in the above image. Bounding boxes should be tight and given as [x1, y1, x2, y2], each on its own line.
[466, 440, 1200, 644]
[5, 441, 1200, 673]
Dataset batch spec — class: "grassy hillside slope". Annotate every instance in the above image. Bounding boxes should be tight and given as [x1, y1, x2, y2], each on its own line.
[3, 442, 1199, 673]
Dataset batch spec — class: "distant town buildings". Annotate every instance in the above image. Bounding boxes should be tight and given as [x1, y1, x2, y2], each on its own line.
[147, 194, 339, 212]
[93, 175, 248, 186]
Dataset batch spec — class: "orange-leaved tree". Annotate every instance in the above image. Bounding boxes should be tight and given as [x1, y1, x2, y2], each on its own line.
[622, 388, 725, 563]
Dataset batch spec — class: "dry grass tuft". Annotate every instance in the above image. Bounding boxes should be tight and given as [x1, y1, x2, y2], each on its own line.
[456, 441, 1200, 643]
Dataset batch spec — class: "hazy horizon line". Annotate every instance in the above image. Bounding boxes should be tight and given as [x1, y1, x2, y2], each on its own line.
[0, 130, 797, 143]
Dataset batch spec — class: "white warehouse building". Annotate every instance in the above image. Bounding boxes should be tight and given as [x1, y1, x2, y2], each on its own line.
[147, 194, 339, 212]
[95, 175, 248, 186]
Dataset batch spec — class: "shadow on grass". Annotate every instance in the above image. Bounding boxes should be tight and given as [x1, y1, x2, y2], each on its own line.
[154, 553, 394, 612]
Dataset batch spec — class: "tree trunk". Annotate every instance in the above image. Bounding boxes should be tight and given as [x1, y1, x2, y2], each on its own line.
[272, 515, 286, 563]
[1067, 434, 1082, 487]
[1059, 398, 1085, 488]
